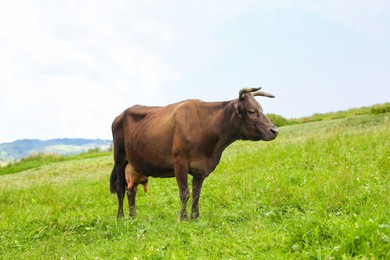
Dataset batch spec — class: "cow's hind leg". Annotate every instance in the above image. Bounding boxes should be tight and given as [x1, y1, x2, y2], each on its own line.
[127, 185, 137, 217]
[116, 185, 126, 218]
[115, 162, 126, 218]
[125, 163, 138, 217]
[117, 191, 125, 218]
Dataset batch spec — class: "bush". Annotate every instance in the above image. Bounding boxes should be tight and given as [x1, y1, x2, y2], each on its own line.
[266, 114, 290, 127]
[371, 103, 390, 115]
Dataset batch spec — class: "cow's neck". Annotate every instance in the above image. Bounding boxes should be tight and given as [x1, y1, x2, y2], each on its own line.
[207, 100, 241, 155]
[187, 100, 241, 175]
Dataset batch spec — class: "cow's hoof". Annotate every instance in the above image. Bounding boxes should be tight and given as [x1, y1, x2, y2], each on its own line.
[191, 213, 199, 220]
[179, 213, 188, 221]
[117, 211, 124, 219]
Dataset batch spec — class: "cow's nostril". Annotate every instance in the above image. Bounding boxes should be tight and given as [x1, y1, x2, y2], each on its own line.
[270, 127, 278, 135]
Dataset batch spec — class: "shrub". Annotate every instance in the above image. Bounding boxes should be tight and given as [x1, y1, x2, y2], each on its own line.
[371, 103, 390, 115]
[266, 114, 290, 127]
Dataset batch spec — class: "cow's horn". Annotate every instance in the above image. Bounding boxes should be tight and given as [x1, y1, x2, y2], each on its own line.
[252, 89, 275, 98]
[239, 87, 261, 100]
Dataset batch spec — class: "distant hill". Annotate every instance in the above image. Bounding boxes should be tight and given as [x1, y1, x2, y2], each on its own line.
[0, 138, 112, 164]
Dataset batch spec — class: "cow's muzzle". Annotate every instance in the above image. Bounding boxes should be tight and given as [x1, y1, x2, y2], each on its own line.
[263, 126, 278, 141]
[270, 127, 278, 136]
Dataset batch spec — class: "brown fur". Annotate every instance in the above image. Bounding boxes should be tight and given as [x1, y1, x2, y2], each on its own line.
[110, 90, 278, 219]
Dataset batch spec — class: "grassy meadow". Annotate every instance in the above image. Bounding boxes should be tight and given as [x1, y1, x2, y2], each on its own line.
[0, 108, 389, 259]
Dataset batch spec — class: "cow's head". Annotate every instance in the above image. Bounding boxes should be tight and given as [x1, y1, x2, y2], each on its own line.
[235, 87, 278, 141]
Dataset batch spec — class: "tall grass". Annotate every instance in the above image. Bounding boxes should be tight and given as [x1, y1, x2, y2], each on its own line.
[0, 112, 389, 258]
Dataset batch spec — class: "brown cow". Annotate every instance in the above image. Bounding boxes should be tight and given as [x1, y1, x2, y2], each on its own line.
[110, 87, 278, 220]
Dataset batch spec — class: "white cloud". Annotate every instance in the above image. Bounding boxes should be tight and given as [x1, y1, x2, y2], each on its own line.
[0, 0, 182, 142]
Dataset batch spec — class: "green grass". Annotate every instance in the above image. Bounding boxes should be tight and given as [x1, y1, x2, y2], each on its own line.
[0, 112, 389, 259]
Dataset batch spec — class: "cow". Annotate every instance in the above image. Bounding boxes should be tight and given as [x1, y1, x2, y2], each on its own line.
[110, 87, 278, 220]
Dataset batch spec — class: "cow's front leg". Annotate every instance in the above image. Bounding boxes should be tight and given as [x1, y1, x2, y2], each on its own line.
[127, 185, 137, 217]
[174, 159, 190, 220]
[191, 176, 204, 220]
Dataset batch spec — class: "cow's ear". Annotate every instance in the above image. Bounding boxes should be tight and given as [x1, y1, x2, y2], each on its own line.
[234, 102, 243, 118]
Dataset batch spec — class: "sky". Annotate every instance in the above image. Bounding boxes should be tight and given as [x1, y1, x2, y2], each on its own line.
[1, 0, 389, 143]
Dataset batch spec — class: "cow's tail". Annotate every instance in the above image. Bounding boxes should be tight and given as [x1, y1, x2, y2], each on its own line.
[110, 166, 117, 193]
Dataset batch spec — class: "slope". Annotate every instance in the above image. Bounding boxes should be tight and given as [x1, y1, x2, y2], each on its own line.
[0, 112, 389, 259]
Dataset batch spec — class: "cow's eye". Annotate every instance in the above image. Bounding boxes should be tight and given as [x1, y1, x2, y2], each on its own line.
[248, 110, 256, 115]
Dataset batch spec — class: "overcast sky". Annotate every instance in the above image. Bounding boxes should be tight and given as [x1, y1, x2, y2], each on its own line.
[1, 0, 389, 143]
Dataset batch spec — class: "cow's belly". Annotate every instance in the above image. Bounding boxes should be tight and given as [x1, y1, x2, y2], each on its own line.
[126, 147, 175, 177]
[125, 125, 175, 177]
[188, 156, 220, 178]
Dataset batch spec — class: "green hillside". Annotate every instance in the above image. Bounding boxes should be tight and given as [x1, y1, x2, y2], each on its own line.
[0, 108, 389, 258]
